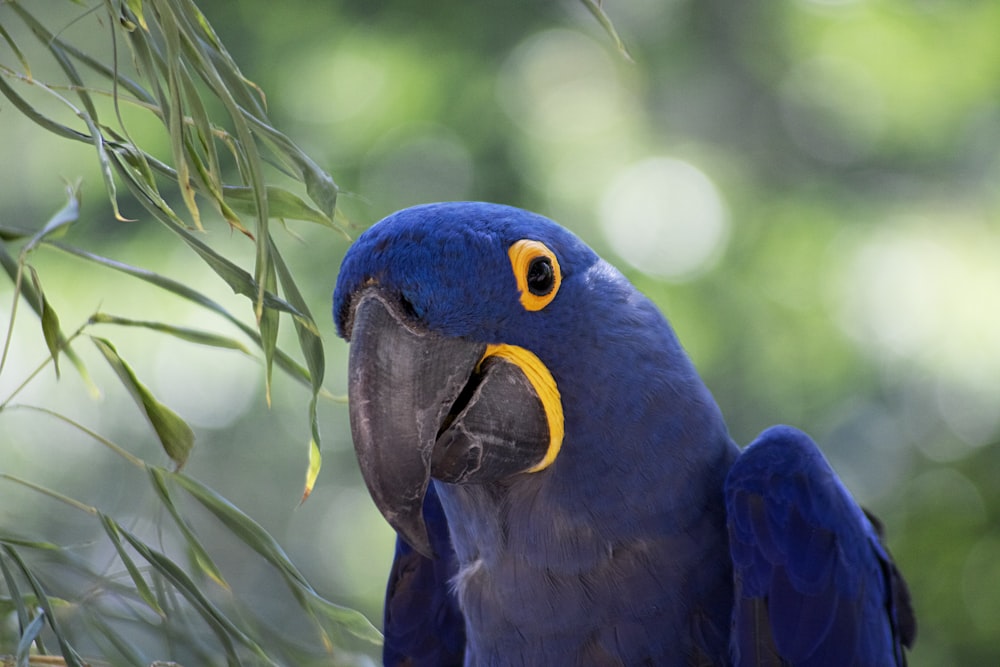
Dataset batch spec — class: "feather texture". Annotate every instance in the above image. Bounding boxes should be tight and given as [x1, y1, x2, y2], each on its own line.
[725, 425, 915, 667]
[334, 202, 915, 666]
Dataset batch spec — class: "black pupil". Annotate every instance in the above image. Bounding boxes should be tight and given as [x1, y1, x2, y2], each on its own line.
[526, 256, 555, 296]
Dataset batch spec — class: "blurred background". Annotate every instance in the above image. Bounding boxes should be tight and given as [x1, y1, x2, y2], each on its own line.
[2, 0, 999, 664]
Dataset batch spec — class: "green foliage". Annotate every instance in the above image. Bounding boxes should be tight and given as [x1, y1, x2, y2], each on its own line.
[1, 0, 998, 665]
[0, 0, 366, 663]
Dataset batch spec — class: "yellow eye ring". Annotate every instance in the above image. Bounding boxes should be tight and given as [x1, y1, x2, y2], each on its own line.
[508, 240, 561, 311]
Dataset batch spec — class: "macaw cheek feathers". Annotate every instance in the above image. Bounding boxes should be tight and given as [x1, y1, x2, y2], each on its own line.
[347, 289, 552, 557]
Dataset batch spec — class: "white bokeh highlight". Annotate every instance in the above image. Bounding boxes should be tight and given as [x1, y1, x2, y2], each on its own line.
[599, 157, 729, 281]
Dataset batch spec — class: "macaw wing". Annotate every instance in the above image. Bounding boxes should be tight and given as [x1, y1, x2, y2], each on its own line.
[725, 425, 916, 667]
[383, 483, 465, 667]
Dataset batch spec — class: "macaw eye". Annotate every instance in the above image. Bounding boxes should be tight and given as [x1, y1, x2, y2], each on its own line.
[526, 257, 555, 296]
[508, 239, 561, 311]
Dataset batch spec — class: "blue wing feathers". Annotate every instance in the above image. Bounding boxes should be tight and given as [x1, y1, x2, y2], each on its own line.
[726, 425, 912, 667]
[383, 484, 465, 666]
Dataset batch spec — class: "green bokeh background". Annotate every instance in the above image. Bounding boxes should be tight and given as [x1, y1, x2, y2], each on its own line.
[2, 0, 999, 664]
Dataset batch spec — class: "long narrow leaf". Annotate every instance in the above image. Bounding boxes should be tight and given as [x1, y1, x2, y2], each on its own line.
[91, 337, 195, 469]
[224, 185, 335, 228]
[0, 22, 31, 78]
[301, 438, 322, 504]
[1, 546, 85, 667]
[147, 466, 229, 590]
[171, 472, 382, 644]
[23, 181, 80, 253]
[0, 552, 35, 652]
[160, 5, 202, 230]
[0, 242, 93, 393]
[9, 404, 146, 469]
[12, 3, 100, 119]
[105, 153, 313, 325]
[271, 245, 324, 397]
[0, 72, 91, 142]
[271, 242, 324, 492]
[89, 313, 252, 353]
[85, 611, 150, 667]
[11, 5, 129, 221]
[579, 0, 634, 62]
[26, 266, 63, 377]
[116, 527, 275, 665]
[237, 113, 341, 228]
[259, 254, 279, 405]
[167, 3, 271, 320]
[48, 243, 319, 390]
[98, 514, 166, 618]
[15, 599, 46, 665]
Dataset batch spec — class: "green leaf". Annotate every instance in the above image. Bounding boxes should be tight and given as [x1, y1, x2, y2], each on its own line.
[259, 257, 279, 406]
[124, 0, 149, 32]
[301, 438, 321, 504]
[237, 113, 342, 231]
[0, 536, 62, 551]
[0, 21, 32, 78]
[0, 553, 34, 650]
[579, 0, 634, 62]
[160, 3, 202, 230]
[7, 405, 145, 469]
[49, 243, 319, 391]
[0, 473, 98, 516]
[91, 337, 195, 469]
[11, 5, 129, 222]
[223, 185, 335, 227]
[115, 526, 273, 665]
[0, 71, 90, 143]
[271, 243, 325, 485]
[172, 472, 382, 645]
[98, 514, 166, 617]
[26, 266, 62, 378]
[85, 612, 149, 667]
[100, 156, 314, 325]
[11, 3, 99, 119]
[0, 243, 93, 393]
[1, 546, 85, 667]
[16, 609, 47, 665]
[88, 312, 252, 353]
[23, 181, 80, 253]
[147, 466, 229, 590]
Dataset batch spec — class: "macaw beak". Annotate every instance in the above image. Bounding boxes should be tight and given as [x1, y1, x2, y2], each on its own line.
[346, 288, 553, 557]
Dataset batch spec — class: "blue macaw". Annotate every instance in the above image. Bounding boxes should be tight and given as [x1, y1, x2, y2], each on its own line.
[333, 202, 916, 666]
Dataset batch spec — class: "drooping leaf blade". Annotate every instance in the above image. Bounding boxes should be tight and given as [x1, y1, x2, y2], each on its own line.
[223, 185, 335, 228]
[14, 601, 46, 664]
[115, 526, 273, 665]
[23, 181, 80, 253]
[26, 266, 62, 378]
[91, 337, 195, 469]
[301, 438, 322, 504]
[48, 243, 319, 391]
[1, 546, 85, 667]
[171, 472, 382, 644]
[147, 466, 230, 590]
[89, 313, 252, 353]
[98, 514, 166, 618]
[579, 0, 634, 62]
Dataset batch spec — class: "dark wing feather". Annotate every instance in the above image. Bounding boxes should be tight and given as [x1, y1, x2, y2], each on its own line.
[725, 425, 915, 667]
[383, 483, 465, 666]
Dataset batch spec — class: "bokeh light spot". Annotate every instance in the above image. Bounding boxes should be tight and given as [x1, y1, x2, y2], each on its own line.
[834, 219, 1000, 448]
[497, 29, 627, 141]
[598, 157, 729, 281]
